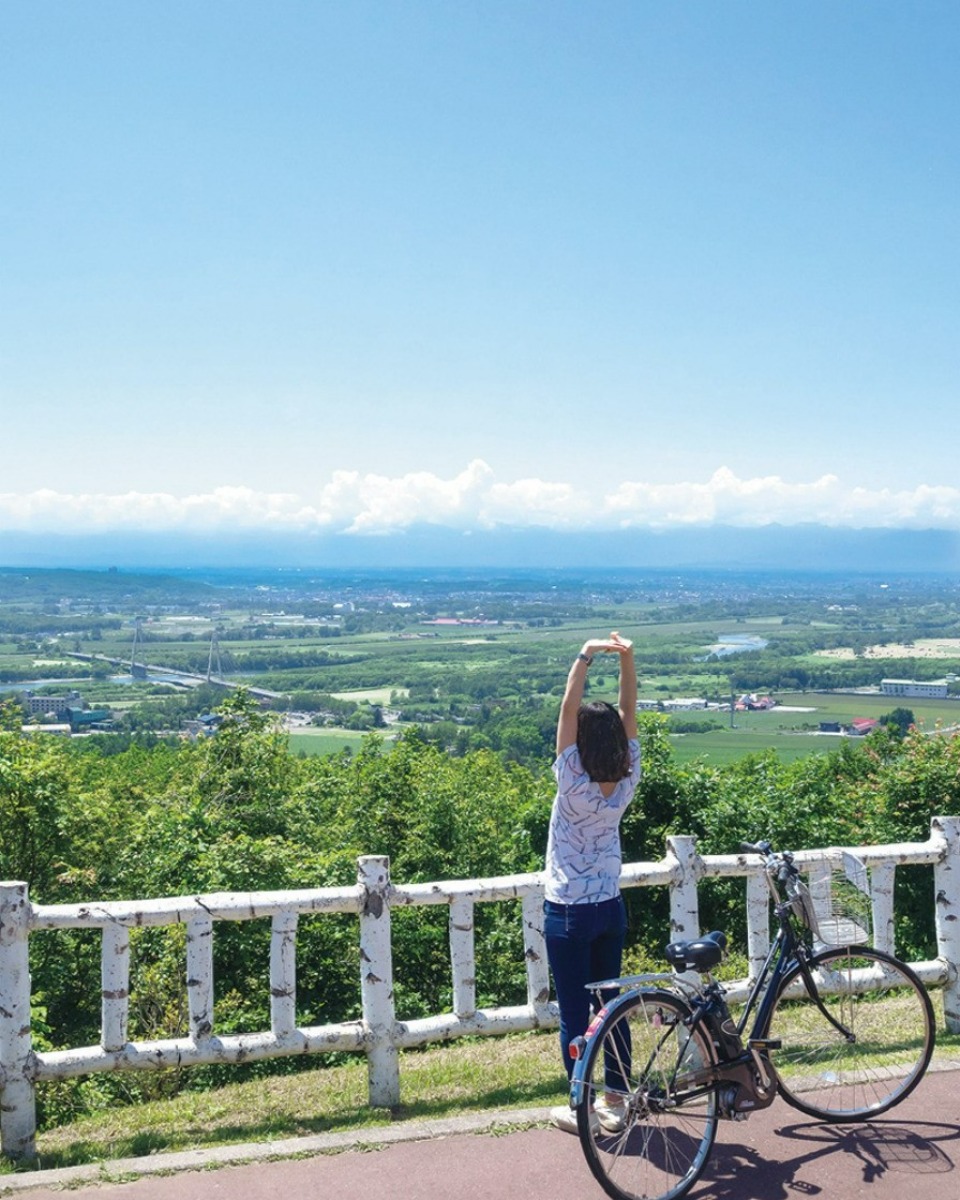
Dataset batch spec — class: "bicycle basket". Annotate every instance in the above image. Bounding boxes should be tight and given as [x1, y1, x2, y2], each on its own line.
[810, 852, 872, 946]
[786, 876, 820, 937]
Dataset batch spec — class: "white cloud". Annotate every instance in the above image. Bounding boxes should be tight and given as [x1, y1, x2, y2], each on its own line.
[318, 460, 495, 533]
[603, 469, 849, 528]
[482, 478, 589, 529]
[2, 464, 959, 535]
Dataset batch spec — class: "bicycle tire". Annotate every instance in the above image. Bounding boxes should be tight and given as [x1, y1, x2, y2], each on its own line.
[575, 989, 718, 1200]
[767, 945, 934, 1121]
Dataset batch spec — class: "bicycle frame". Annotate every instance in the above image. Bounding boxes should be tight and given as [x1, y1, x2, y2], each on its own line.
[738, 870, 859, 1048]
[568, 844, 934, 1200]
[571, 864, 858, 1117]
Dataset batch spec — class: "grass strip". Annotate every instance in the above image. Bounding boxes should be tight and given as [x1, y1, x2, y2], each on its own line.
[9, 1021, 959, 1176]
[13, 1032, 567, 1174]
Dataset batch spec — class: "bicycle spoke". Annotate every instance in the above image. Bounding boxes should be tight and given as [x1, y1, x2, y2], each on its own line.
[769, 947, 934, 1121]
[576, 991, 717, 1200]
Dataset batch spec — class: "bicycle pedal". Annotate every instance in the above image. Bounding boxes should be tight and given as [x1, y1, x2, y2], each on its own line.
[747, 1038, 781, 1050]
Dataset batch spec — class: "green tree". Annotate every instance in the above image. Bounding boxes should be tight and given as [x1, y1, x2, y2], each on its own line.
[879, 707, 916, 738]
[0, 729, 74, 895]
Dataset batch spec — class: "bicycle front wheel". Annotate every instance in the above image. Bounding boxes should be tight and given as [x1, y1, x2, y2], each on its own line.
[576, 990, 718, 1200]
[768, 946, 934, 1121]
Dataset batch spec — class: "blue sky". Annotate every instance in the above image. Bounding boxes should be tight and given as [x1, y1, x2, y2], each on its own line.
[2, 2, 959, 556]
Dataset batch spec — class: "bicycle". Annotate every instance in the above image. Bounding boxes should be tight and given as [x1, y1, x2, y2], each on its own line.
[567, 839, 936, 1200]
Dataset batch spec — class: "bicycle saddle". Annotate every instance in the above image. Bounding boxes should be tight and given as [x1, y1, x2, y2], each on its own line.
[665, 929, 727, 973]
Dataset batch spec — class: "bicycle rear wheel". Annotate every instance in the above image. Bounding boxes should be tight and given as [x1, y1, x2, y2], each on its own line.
[576, 990, 718, 1200]
[768, 946, 934, 1121]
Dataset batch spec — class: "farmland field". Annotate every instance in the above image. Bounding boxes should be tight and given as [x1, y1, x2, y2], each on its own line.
[330, 686, 409, 704]
[2, 566, 958, 766]
[666, 693, 959, 763]
[287, 728, 375, 756]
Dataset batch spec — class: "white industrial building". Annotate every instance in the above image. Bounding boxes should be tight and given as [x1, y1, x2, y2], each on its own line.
[21, 691, 81, 716]
[880, 678, 949, 699]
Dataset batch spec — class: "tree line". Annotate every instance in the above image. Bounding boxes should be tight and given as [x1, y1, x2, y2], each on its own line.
[1, 691, 958, 1127]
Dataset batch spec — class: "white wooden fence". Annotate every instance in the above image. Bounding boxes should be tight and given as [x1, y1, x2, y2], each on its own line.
[1, 815, 958, 1160]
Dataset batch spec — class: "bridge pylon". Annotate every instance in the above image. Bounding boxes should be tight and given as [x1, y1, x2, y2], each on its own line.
[130, 619, 148, 679]
[207, 628, 223, 682]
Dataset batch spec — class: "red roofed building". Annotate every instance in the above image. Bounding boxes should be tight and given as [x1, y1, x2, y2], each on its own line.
[849, 718, 880, 736]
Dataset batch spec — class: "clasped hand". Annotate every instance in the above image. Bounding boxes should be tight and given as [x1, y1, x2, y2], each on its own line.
[581, 631, 633, 657]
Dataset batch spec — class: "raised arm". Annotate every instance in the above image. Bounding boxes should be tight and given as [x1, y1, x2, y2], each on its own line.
[611, 632, 638, 740]
[556, 638, 612, 755]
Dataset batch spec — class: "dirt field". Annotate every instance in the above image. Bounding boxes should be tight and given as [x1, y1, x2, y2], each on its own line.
[815, 638, 960, 660]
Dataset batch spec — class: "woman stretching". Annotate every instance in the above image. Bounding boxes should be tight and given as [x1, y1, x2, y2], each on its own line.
[544, 632, 640, 1134]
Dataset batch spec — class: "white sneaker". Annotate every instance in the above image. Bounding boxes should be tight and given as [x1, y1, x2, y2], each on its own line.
[550, 1104, 599, 1136]
[594, 1096, 628, 1134]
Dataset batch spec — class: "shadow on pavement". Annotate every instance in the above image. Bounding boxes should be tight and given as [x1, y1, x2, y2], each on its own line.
[700, 1119, 960, 1199]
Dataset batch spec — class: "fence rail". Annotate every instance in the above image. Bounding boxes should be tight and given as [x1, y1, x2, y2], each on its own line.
[2, 815, 958, 1160]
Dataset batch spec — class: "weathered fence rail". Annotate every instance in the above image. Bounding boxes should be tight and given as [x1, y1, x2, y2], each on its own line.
[2, 815, 958, 1159]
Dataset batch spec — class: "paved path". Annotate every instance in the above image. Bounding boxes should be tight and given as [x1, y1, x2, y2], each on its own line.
[4, 1065, 959, 1200]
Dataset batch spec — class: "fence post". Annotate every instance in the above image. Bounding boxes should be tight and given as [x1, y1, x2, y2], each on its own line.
[745, 870, 770, 981]
[666, 835, 701, 941]
[522, 890, 552, 1022]
[101, 922, 130, 1051]
[932, 815, 960, 1034]
[358, 855, 399, 1108]
[0, 882, 36, 1160]
[449, 897, 476, 1018]
[270, 911, 298, 1041]
[186, 915, 214, 1041]
[869, 863, 896, 955]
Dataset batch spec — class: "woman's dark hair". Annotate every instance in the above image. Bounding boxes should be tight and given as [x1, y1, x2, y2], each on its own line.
[576, 701, 630, 782]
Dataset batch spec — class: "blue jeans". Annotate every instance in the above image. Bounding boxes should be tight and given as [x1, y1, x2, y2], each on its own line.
[544, 895, 627, 1083]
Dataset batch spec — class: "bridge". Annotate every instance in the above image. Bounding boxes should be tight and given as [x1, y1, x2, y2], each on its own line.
[65, 651, 285, 700]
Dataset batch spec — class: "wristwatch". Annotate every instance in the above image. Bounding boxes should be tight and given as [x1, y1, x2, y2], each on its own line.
[577, 652, 593, 665]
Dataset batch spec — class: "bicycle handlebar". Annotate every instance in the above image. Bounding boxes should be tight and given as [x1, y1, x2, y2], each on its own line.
[740, 839, 801, 884]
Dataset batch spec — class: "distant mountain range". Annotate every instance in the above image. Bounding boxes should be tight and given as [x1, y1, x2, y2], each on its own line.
[2, 525, 958, 573]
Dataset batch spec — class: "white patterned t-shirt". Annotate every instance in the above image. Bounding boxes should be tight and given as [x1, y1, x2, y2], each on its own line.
[544, 738, 642, 905]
